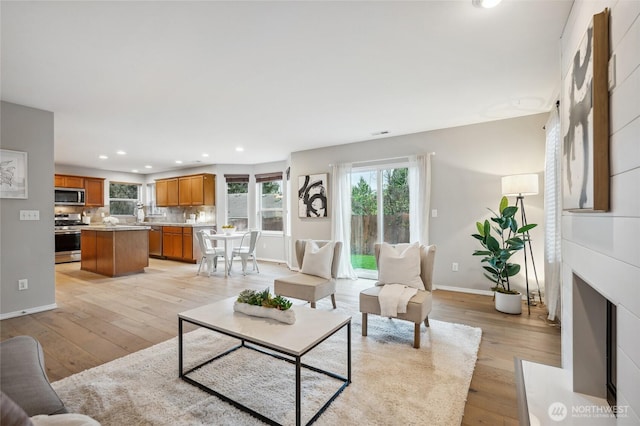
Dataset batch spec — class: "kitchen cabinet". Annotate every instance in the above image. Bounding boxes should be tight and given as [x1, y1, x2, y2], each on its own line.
[156, 174, 215, 207]
[55, 174, 105, 206]
[55, 174, 85, 188]
[160, 225, 212, 263]
[162, 226, 183, 259]
[84, 177, 105, 207]
[182, 227, 193, 260]
[81, 228, 149, 277]
[179, 174, 215, 206]
[156, 178, 179, 207]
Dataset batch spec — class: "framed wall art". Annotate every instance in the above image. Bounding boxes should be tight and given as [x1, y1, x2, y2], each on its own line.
[0, 149, 28, 199]
[298, 173, 328, 218]
[561, 8, 609, 212]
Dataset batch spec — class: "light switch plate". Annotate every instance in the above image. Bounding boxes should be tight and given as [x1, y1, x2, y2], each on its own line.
[19, 210, 40, 220]
[608, 54, 616, 90]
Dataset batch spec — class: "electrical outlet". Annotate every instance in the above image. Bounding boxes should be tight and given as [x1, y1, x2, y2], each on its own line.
[452, 262, 459, 272]
[431, 209, 438, 218]
[18, 279, 28, 290]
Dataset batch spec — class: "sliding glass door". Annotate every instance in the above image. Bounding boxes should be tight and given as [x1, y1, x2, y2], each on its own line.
[350, 165, 410, 278]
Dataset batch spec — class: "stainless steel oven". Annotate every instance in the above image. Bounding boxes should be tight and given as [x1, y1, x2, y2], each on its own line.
[55, 229, 82, 263]
[54, 213, 86, 263]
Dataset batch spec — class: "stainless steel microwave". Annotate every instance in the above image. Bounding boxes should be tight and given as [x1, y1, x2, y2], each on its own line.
[54, 188, 85, 205]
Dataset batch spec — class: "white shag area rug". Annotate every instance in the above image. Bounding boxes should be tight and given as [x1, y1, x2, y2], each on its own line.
[52, 305, 481, 426]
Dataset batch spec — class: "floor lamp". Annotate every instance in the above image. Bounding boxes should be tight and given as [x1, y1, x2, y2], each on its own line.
[502, 174, 543, 315]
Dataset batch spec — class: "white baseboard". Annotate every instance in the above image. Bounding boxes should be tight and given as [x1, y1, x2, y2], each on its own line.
[434, 285, 494, 297]
[256, 257, 288, 265]
[0, 303, 58, 320]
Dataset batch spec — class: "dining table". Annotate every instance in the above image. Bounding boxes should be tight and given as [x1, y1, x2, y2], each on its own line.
[206, 232, 245, 277]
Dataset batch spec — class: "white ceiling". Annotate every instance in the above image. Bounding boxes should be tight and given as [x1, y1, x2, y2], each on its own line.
[1, 0, 573, 174]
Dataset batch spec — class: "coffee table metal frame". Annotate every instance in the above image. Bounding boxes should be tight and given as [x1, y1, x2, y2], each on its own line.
[178, 302, 351, 426]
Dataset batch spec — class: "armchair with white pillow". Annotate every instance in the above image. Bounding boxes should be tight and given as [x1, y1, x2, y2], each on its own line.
[274, 239, 342, 309]
[359, 242, 436, 348]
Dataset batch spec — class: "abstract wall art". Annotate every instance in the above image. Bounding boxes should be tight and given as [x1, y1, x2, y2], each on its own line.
[298, 173, 328, 218]
[561, 8, 609, 212]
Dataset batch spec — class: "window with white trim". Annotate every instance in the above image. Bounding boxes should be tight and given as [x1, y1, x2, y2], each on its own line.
[109, 182, 141, 216]
[256, 172, 283, 232]
[225, 174, 249, 231]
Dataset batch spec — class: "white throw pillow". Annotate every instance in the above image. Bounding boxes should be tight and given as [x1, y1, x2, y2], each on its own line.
[376, 242, 424, 290]
[301, 240, 334, 279]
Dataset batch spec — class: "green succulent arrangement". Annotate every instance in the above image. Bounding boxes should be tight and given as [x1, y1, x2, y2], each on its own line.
[236, 288, 293, 311]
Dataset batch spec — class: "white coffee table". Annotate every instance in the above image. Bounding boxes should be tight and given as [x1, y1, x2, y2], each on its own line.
[178, 297, 352, 426]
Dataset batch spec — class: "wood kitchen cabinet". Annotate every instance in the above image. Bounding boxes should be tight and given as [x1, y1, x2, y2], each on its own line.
[160, 226, 207, 263]
[162, 226, 183, 259]
[81, 228, 149, 277]
[157, 174, 215, 207]
[156, 178, 179, 207]
[55, 174, 85, 188]
[179, 174, 215, 206]
[55, 174, 105, 206]
[84, 177, 105, 207]
[182, 227, 193, 260]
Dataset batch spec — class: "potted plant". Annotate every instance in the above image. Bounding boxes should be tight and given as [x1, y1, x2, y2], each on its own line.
[471, 196, 537, 314]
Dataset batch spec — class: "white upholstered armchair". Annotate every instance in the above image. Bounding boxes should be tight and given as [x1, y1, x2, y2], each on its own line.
[359, 243, 436, 348]
[274, 239, 342, 309]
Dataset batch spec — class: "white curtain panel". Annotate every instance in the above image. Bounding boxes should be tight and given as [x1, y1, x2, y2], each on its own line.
[331, 163, 358, 279]
[408, 154, 432, 245]
[544, 108, 562, 321]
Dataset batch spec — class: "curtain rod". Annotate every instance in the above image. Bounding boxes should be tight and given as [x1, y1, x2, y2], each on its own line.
[329, 152, 435, 168]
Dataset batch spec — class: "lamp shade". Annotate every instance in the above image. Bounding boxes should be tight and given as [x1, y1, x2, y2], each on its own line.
[501, 174, 539, 196]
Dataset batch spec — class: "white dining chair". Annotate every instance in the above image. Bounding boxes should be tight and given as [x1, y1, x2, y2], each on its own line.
[195, 230, 226, 276]
[229, 230, 260, 275]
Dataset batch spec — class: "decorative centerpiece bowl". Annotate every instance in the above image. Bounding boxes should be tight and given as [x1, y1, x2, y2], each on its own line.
[221, 225, 236, 235]
[234, 289, 295, 324]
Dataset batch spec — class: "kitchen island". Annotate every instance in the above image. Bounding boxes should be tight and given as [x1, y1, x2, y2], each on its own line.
[81, 225, 150, 277]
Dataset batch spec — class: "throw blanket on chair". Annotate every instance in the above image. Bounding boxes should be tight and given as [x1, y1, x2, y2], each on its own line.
[378, 284, 418, 317]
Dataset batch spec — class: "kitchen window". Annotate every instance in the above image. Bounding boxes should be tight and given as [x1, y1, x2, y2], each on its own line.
[256, 172, 283, 232]
[225, 174, 249, 231]
[109, 182, 141, 216]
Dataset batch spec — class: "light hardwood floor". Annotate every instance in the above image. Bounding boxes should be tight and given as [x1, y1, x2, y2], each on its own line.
[1, 259, 560, 425]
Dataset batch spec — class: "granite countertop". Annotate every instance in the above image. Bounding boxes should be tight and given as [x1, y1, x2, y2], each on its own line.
[83, 225, 151, 231]
[134, 222, 216, 228]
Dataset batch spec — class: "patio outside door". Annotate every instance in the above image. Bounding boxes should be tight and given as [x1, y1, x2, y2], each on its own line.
[350, 166, 410, 278]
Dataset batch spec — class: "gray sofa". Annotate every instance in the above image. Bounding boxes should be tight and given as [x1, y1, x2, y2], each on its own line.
[0, 336, 67, 419]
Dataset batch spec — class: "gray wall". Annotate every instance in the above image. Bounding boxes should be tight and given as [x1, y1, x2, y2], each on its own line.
[1, 102, 56, 317]
[560, 1, 640, 422]
[290, 113, 547, 294]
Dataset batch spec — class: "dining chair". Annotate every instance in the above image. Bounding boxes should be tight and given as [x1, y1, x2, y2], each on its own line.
[195, 230, 226, 276]
[229, 230, 261, 275]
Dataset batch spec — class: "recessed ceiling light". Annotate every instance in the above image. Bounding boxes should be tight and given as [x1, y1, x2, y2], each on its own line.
[132, 169, 139, 173]
[116, 150, 126, 155]
[472, 0, 502, 8]
[175, 160, 183, 164]
[202, 153, 209, 158]
[98, 155, 108, 159]
[236, 147, 244, 152]
[144, 165, 152, 169]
